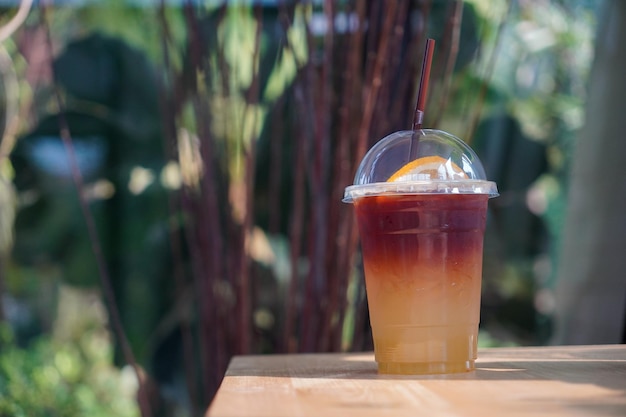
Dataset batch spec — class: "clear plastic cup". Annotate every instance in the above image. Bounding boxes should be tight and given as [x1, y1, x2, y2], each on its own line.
[344, 129, 498, 375]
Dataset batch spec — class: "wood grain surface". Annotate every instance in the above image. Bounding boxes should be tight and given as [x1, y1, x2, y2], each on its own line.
[206, 345, 626, 417]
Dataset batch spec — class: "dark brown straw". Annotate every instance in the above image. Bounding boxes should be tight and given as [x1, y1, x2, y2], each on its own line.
[409, 38, 435, 160]
[413, 38, 435, 131]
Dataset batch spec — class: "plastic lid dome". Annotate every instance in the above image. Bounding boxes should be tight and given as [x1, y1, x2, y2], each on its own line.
[343, 129, 498, 202]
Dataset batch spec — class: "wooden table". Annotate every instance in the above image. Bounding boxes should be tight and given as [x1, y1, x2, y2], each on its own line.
[206, 345, 626, 416]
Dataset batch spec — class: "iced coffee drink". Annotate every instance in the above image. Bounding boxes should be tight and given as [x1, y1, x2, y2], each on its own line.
[344, 129, 498, 374]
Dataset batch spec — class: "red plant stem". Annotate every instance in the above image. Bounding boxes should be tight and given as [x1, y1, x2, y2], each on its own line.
[156, 2, 199, 409]
[44, 42, 155, 417]
[276, 4, 307, 354]
[326, 0, 366, 352]
[466, 1, 512, 145]
[374, 0, 411, 138]
[315, 0, 341, 352]
[183, 3, 228, 401]
[195, 100, 224, 399]
[395, 2, 433, 130]
[300, 5, 325, 352]
[335, 0, 366, 199]
[180, 10, 213, 406]
[285, 95, 307, 353]
[355, 0, 398, 166]
[433, 0, 463, 129]
[235, 3, 264, 355]
[267, 97, 285, 235]
[291, 75, 316, 353]
[179, 8, 213, 404]
[361, 0, 383, 96]
[180, 193, 212, 397]
[57, 112, 153, 417]
[39, 5, 153, 416]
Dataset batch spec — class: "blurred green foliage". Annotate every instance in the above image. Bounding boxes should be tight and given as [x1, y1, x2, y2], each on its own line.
[0, 323, 138, 417]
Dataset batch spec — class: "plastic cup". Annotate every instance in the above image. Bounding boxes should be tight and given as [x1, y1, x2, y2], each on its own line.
[344, 129, 498, 375]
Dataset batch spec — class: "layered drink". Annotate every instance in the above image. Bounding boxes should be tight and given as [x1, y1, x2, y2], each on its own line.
[344, 129, 498, 374]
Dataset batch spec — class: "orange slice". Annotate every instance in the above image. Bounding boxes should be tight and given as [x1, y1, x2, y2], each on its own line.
[387, 156, 468, 182]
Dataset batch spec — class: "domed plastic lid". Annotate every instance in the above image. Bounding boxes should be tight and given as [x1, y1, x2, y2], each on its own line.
[343, 129, 498, 202]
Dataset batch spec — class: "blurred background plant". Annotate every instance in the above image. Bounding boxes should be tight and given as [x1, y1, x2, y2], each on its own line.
[0, 0, 611, 416]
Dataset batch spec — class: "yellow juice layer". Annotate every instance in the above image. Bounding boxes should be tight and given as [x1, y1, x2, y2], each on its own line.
[367, 267, 481, 372]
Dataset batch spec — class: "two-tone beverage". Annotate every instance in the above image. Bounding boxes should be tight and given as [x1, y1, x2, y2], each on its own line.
[355, 193, 488, 374]
[344, 129, 498, 374]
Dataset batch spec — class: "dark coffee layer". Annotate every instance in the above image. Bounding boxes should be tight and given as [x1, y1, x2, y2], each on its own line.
[354, 194, 488, 267]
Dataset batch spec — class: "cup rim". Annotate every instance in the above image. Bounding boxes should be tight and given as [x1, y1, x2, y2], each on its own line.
[343, 180, 499, 203]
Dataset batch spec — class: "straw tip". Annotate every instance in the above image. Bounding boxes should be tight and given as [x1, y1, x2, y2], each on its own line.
[412, 110, 424, 131]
